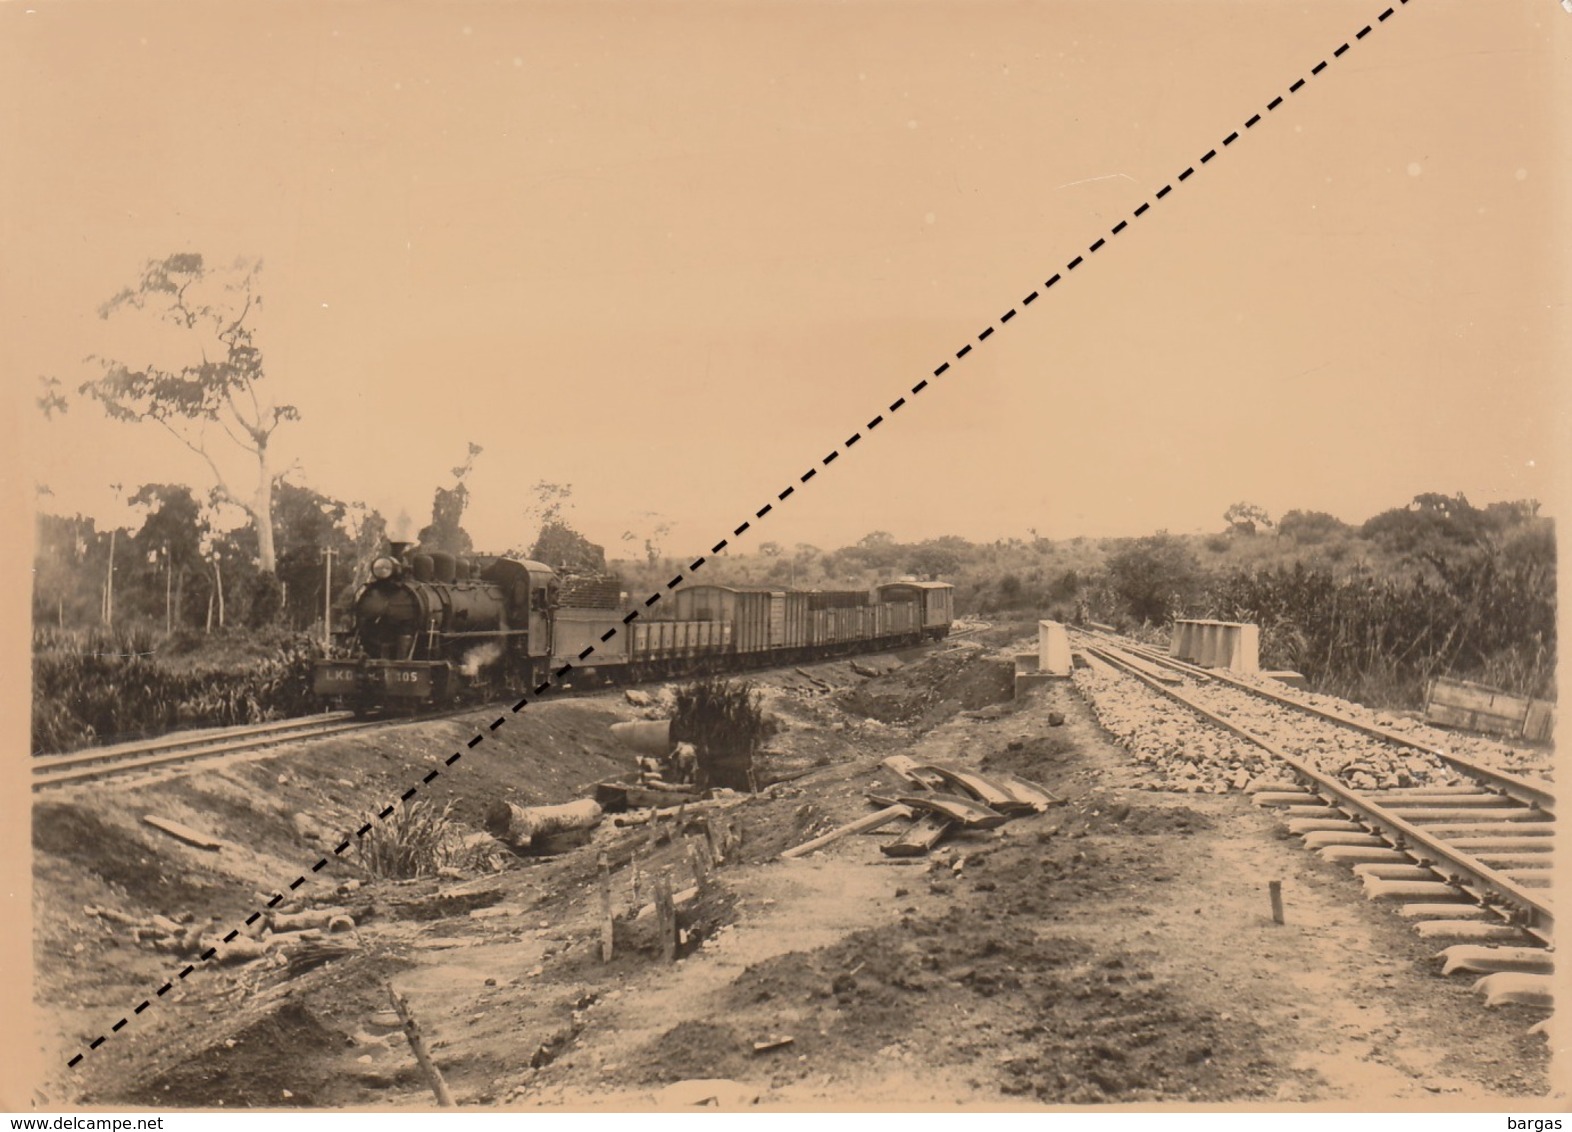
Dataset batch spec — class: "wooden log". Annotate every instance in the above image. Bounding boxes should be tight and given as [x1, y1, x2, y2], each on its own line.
[781, 804, 913, 860]
[596, 781, 700, 812]
[386, 983, 454, 1107]
[598, 851, 614, 963]
[881, 813, 954, 857]
[609, 719, 672, 755]
[269, 907, 354, 933]
[483, 798, 603, 847]
[611, 795, 737, 827]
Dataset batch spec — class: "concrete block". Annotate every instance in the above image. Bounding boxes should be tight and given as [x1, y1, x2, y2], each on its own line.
[1014, 670, 1057, 698]
[1038, 620, 1072, 676]
[1170, 619, 1259, 674]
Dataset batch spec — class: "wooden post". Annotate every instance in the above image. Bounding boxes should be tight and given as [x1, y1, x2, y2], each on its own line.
[322, 546, 335, 649]
[654, 872, 677, 963]
[1269, 880, 1285, 925]
[686, 836, 714, 893]
[386, 982, 455, 1107]
[597, 851, 614, 962]
[630, 852, 642, 908]
[104, 527, 115, 627]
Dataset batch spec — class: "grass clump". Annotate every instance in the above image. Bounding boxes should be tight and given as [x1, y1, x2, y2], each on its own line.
[356, 800, 491, 879]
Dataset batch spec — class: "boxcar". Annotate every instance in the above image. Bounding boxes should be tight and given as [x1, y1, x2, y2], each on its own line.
[874, 581, 954, 639]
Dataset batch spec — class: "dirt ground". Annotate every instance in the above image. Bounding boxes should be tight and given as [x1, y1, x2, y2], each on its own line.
[32, 638, 1557, 1110]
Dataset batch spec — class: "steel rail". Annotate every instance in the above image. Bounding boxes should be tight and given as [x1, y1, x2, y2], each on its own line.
[1079, 630, 1556, 816]
[1082, 643, 1554, 940]
[31, 720, 382, 789]
[31, 711, 361, 772]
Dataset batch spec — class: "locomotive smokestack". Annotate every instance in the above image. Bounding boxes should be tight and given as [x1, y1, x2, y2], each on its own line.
[389, 541, 414, 560]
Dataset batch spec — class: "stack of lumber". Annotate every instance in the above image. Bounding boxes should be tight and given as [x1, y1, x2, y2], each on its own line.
[781, 756, 1062, 861]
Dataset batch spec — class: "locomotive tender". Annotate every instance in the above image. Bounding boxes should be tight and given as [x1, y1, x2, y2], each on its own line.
[313, 541, 954, 713]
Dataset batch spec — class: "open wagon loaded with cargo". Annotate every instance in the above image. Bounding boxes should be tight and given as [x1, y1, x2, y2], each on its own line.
[313, 541, 954, 714]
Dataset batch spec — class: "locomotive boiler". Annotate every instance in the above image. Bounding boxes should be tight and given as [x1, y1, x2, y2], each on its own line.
[313, 542, 558, 712]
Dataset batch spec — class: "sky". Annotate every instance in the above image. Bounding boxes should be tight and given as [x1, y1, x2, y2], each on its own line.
[3, 0, 1567, 562]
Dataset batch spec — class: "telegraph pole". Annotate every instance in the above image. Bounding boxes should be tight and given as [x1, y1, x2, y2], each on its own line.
[322, 546, 335, 649]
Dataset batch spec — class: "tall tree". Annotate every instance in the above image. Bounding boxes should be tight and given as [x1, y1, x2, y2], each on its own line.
[1222, 501, 1273, 536]
[128, 483, 208, 630]
[530, 519, 607, 574]
[418, 442, 483, 555]
[59, 254, 296, 573]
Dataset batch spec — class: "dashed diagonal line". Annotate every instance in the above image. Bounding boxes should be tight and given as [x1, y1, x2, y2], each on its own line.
[65, 0, 1414, 1069]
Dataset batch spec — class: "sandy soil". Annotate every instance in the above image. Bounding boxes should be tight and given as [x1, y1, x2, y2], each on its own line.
[32, 642, 1555, 1109]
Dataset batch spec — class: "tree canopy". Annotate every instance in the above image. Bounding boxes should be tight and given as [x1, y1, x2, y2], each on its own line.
[60, 254, 296, 573]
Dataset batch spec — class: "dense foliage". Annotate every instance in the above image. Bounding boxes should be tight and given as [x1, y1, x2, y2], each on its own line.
[32, 625, 325, 754]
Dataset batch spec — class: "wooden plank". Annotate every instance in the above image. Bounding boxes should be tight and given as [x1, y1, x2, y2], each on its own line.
[896, 792, 1008, 829]
[880, 755, 946, 791]
[984, 769, 1063, 811]
[915, 763, 1033, 814]
[1523, 700, 1556, 743]
[881, 813, 953, 857]
[141, 815, 224, 851]
[1428, 676, 1530, 717]
[781, 804, 912, 859]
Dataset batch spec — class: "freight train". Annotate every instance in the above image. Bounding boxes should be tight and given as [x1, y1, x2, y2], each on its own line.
[313, 541, 954, 714]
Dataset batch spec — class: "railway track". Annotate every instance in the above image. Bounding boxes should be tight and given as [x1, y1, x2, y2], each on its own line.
[31, 635, 971, 792]
[31, 712, 384, 790]
[1068, 629, 1556, 1023]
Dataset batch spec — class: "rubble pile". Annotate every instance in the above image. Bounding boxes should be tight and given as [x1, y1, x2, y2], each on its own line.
[1178, 678, 1455, 789]
[1071, 667, 1272, 793]
[83, 898, 361, 968]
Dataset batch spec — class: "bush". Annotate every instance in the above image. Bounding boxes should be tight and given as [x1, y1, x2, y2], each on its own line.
[1103, 533, 1201, 625]
[31, 626, 329, 754]
[670, 676, 773, 791]
[357, 801, 489, 878]
[246, 573, 284, 628]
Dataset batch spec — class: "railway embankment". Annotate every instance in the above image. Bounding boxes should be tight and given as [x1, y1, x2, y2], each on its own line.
[35, 640, 1553, 1108]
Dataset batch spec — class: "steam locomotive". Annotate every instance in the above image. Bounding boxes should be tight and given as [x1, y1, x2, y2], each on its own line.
[312, 541, 954, 714]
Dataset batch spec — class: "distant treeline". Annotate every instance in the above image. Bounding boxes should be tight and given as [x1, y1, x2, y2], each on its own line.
[613, 494, 1555, 711]
[32, 488, 1555, 726]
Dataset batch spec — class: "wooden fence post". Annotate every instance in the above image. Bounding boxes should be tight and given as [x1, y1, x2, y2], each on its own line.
[386, 982, 455, 1107]
[598, 851, 614, 962]
[654, 872, 677, 963]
